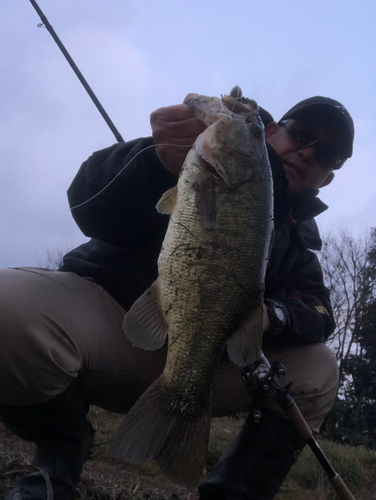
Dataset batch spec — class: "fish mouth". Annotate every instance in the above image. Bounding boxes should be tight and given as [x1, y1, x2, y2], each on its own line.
[197, 155, 221, 180]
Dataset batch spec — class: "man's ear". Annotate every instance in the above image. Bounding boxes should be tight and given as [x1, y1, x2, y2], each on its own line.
[265, 121, 280, 141]
[320, 171, 335, 188]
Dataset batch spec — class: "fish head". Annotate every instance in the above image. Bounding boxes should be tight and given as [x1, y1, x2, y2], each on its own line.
[191, 106, 269, 189]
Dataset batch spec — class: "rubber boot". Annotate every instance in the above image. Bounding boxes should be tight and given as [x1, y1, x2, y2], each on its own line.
[199, 408, 306, 500]
[0, 382, 94, 500]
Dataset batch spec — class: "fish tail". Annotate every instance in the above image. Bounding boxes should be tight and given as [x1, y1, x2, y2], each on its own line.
[110, 375, 212, 487]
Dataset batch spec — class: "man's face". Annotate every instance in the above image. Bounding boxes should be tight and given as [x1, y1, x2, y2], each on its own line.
[265, 117, 339, 195]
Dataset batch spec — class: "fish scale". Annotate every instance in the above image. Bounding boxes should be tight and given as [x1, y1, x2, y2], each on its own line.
[111, 90, 274, 486]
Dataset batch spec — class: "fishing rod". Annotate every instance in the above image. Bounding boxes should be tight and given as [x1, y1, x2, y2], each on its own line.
[28, 0, 124, 143]
[242, 358, 356, 500]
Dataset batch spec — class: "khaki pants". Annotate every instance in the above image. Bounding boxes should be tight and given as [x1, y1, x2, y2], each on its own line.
[0, 268, 339, 434]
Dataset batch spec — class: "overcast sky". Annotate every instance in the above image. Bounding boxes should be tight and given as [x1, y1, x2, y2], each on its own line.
[1, 0, 375, 268]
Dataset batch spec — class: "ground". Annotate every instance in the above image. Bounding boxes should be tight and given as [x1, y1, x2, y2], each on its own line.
[1, 407, 375, 499]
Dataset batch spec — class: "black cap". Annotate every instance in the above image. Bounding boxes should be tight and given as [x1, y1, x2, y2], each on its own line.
[259, 107, 274, 128]
[280, 96, 354, 160]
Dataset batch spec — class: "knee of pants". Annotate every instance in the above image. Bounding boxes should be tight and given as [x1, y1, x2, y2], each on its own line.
[265, 343, 340, 433]
[0, 269, 81, 407]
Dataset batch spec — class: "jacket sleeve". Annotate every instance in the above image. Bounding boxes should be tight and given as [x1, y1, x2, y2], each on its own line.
[67, 137, 178, 246]
[264, 248, 335, 348]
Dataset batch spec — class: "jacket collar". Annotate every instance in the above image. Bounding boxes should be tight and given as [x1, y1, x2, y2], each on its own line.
[266, 145, 329, 222]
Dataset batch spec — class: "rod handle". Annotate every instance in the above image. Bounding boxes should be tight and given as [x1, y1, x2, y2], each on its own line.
[284, 404, 357, 499]
[283, 402, 312, 440]
[331, 474, 356, 500]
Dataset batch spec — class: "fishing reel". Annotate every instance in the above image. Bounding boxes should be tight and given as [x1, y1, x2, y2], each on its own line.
[241, 357, 293, 423]
[242, 358, 357, 499]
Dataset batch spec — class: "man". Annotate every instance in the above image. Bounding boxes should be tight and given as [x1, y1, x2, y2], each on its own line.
[0, 92, 354, 499]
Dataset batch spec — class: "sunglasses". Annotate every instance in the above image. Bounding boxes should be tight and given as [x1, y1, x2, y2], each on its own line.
[280, 119, 345, 169]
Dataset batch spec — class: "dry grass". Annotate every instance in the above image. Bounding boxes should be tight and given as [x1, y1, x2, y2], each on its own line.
[1, 407, 376, 499]
[0, 407, 198, 500]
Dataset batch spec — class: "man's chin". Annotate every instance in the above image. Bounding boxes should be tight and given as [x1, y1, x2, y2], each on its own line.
[285, 180, 304, 197]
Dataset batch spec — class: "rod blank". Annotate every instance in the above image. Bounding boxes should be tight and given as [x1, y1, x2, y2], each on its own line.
[29, 0, 124, 143]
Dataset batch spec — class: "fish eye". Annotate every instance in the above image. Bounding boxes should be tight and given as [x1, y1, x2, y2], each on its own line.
[248, 123, 263, 137]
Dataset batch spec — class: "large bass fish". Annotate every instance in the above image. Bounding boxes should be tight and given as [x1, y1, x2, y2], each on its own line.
[111, 88, 274, 486]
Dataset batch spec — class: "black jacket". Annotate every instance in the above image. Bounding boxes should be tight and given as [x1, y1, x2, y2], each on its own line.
[59, 137, 335, 348]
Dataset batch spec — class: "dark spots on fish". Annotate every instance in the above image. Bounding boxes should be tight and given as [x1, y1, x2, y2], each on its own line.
[248, 123, 263, 137]
[147, 290, 152, 296]
[171, 242, 194, 257]
[178, 245, 205, 260]
[165, 303, 173, 315]
[172, 221, 195, 237]
[175, 287, 179, 296]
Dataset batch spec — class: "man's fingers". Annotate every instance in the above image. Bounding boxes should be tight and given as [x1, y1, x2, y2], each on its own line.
[150, 93, 201, 124]
[151, 105, 206, 138]
[149, 95, 207, 175]
[183, 93, 200, 105]
[263, 304, 271, 332]
[150, 104, 193, 124]
[159, 117, 206, 138]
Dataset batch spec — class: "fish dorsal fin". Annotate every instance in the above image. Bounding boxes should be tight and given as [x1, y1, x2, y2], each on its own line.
[193, 177, 217, 229]
[122, 282, 168, 350]
[226, 301, 263, 366]
[156, 186, 178, 214]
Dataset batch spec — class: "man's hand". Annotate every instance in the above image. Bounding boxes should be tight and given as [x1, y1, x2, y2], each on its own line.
[150, 94, 206, 176]
[263, 304, 271, 332]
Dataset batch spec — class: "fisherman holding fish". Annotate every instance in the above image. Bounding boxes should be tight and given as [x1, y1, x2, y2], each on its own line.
[0, 89, 354, 500]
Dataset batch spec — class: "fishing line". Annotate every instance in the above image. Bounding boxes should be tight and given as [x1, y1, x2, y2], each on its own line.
[69, 143, 192, 211]
[38, 143, 193, 216]
[26, 3, 241, 218]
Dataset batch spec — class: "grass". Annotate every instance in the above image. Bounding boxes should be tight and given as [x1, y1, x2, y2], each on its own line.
[1, 407, 376, 499]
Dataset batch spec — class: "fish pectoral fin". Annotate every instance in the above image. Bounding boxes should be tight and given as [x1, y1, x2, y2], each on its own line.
[226, 303, 263, 366]
[122, 282, 168, 350]
[156, 186, 178, 214]
[193, 177, 217, 229]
